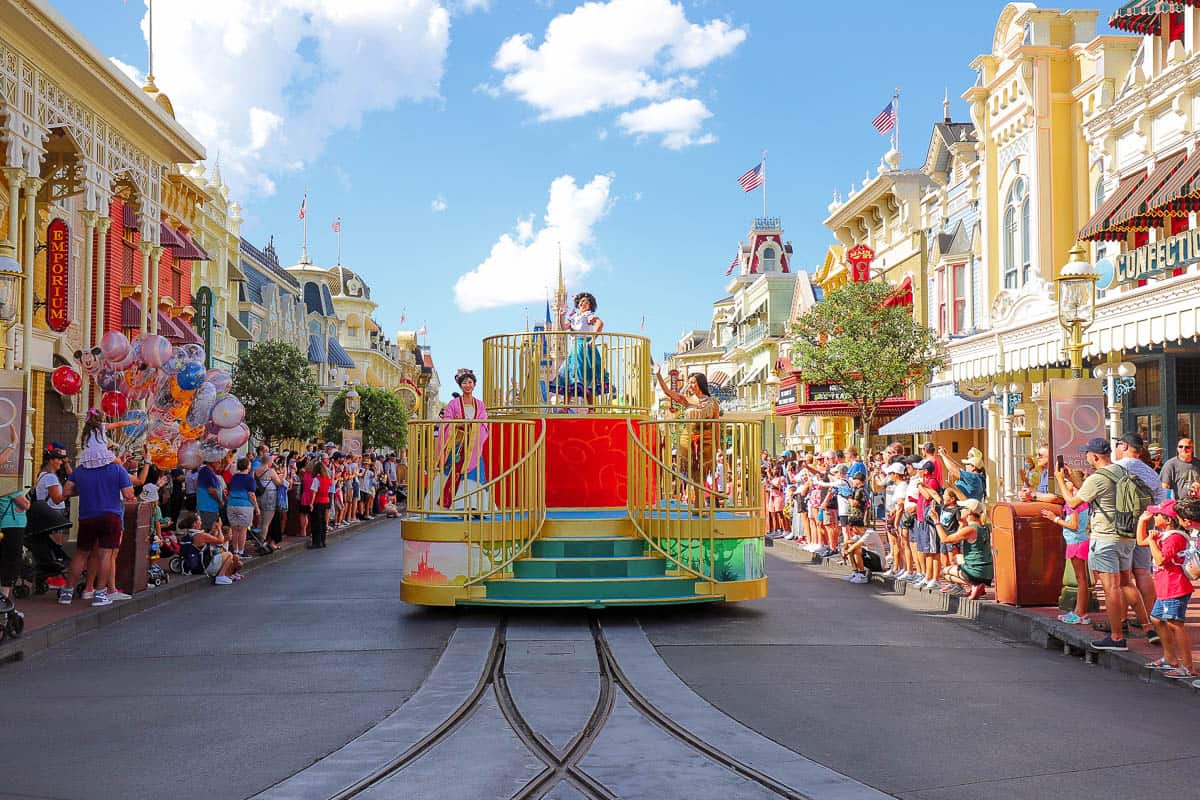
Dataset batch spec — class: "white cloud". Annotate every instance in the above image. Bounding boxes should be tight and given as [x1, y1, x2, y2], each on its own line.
[109, 57, 142, 85]
[137, 1, 450, 197]
[455, 0, 492, 11]
[454, 174, 613, 312]
[431, 196, 448, 212]
[617, 98, 715, 149]
[492, 0, 744, 125]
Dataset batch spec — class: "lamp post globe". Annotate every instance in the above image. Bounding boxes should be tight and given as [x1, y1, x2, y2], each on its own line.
[1056, 243, 1100, 377]
[345, 385, 361, 431]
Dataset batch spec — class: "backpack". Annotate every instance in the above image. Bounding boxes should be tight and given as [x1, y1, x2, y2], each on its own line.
[1096, 465, 1154, 537]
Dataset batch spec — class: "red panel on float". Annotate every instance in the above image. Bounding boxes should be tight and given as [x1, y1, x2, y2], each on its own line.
[543, 417, 628, 507]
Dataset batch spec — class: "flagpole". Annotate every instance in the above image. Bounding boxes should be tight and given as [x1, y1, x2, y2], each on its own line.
[302, 189, 309, 263]
[761, 149, 767, 218]
[893, 88, 900, 155]
[336, 217, 342, 265]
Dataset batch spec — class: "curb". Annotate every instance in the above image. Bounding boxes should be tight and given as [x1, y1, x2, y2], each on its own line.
[0, 516, 393, 667]
[770, 538, 1200, 695]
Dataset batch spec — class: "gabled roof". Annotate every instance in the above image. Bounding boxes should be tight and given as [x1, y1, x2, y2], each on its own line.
[922, 122, 976, 177]
[931, 220, 973, 260]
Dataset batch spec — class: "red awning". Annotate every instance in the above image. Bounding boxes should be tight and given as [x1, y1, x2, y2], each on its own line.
[120, 296, 142, 328]
[160, 222, 186, 249]
[885, 275, 914, 307]
[1110, 1, 1197, 35]
[1108, 150, 1187, 232]
[1148, 149, 1200, 215]
[171, 317, 204, 345]
[121, 202, 137, 230]
[174, 232, 210, 261]
[1079, 171, 1146, 241]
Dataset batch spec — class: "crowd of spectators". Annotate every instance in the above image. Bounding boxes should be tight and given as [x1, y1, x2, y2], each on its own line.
[0, 430, 406, 622]
[763, 428, 1200, 685]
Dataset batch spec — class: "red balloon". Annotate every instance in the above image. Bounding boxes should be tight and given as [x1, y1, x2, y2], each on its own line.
[100, 391, 128, 419]
[51, 365, 83, 396]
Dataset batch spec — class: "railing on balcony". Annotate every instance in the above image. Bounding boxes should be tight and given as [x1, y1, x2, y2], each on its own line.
[407, 419, 546, 585]
[723, 321, 786, 355]
[482, 330, 652, 416]
[626, 417, 763, 582]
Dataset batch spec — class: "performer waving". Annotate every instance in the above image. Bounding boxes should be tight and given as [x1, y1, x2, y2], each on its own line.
[437, 369, 489, 509]
[549, 292, 611, 405]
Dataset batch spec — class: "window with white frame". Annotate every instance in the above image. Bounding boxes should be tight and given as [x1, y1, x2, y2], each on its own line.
[952, 262, 967, 333]
[761, 246, 777, 272]
[935, 262, 969, 337]
[1003, 177, 1030, 289]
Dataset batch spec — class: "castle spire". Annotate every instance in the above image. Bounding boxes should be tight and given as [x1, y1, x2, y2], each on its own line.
[554, 242, 567, 312]
[943, 87, 951, 123]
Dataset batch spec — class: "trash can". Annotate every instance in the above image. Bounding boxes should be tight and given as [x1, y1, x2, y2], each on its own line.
[114, 501, 154, 595]
[990, 501, 1065, 607]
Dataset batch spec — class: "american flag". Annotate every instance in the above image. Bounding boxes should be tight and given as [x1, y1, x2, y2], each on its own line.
[737, 162, 764, 193]
[416, 322, 427, 336]
[872, 101, 896, 135]
[331, 218, 341, 233]
[298, 194, 307, 220]
[399, 307, 406, 325]
[725, 252, 740, 276]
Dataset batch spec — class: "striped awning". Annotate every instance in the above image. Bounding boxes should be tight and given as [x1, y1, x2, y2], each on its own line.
[1148, 148, 1200, 215]
[1109, 1, 1195, 34]
[877, 395, 981, 436]
[174, 232, 209, 261]
[307, 334, 326, 364]
[1108, 150, 1187, 232]
[326, 338, 355, 369]
[160, 222, 185, 249]
[1079, 171, 1146, 241]
[709, 369, 729, 386]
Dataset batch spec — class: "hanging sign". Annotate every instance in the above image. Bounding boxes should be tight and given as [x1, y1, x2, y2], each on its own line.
[45, 219, 71, 332]
[1049, 378, 1106, 474]
[193, 286, 213, 368]
[807, 383, 848, 403]
[846, 244, 874, 282]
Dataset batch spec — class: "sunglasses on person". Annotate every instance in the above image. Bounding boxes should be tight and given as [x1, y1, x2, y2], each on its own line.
[1181, 445, 1194, 451]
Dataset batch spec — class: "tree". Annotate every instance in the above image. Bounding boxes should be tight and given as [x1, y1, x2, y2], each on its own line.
[787, 278, 946, 450]
[231, 340, 323, 448]
[323, 386, 409, 452]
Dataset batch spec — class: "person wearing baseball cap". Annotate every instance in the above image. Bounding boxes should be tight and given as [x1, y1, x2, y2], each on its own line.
[933, 498, 992, 600]
[1059, 436, 1153, 651]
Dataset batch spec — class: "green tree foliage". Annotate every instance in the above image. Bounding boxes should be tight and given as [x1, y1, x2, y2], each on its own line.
[231, 340, 323, 448]
[787, 279, 947, 447]
[323, 386, 409, 452]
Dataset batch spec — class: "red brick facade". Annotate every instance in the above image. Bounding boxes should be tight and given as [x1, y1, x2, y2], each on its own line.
[101, 198, 194, 339]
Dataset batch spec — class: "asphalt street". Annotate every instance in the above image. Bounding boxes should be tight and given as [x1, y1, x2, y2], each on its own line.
[7, 526, 1200, 800]
[645, 549, 1200, 800]
[0, 521, 456, 800]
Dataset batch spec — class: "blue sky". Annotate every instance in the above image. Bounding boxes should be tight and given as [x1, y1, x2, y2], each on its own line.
[52, 1, 1127, 400]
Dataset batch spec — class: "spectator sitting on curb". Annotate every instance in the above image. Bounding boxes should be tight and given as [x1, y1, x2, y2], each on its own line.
[1059, 438, 1155, 651]
[933, 498, 993, 600]
[1136, 499, 1194, 680]
[188, 516, 242, 585]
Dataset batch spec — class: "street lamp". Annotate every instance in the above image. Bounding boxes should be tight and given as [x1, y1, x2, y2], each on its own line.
[0, 252, 21, 368]
[345, 385, 361, 431]
[1056, 243, 1100, 378]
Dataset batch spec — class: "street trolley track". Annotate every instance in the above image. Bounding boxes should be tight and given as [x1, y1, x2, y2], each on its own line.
[317, 615, 813, 800]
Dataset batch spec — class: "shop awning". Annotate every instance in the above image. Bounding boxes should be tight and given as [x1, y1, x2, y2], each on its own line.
[171, 316, 204, 345]
[120, 296, 142, 328]
[226, 313, 253, 341]
[878, 395, 981, 436]
[1108, 150, 1187, 232]
[227, 260, 247, 283]
[1079, 171, 1146, 241]
[739, 362, 768, 386]
[307, 334, 326, 364]
[157, 310, 184, 340]
[174, 232, 210, 261]
[1148, 149, 1200, 214]
[326, 338, 355, 369]
[160, 222, 185, 249]
[709, 369, 729, 387]
[1109, 1, 1196, 35]
[787, 397, 917, 419]
[885, 275, 913, 307]
[121, 202, 137, 230]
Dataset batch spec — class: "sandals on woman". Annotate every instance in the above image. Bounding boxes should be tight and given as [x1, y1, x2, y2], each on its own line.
[1163, 667, 1196, 680]
[1144, 658, 1173, 671]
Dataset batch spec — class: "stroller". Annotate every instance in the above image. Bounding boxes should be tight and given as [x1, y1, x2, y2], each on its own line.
[15, 499, 72, 597]
[245, 524, 273, 557]
[168, 534, 214, 576]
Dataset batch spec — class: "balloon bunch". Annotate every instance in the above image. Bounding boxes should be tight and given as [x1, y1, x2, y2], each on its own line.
[56, 331, 250, 470]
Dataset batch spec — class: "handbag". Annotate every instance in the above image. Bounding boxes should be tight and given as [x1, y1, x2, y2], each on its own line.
[1183, 544, 1200, 582]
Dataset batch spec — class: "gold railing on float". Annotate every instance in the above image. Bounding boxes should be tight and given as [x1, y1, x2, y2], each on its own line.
[482, 330, 652, 416]
[626, 416, 763, 581]
[408, 418, 546, 586]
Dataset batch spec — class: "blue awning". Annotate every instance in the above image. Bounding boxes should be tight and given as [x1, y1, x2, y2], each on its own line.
[307, 334, 326, 364]
[877, 395, 982, 436]
[326, 338, 355, 369]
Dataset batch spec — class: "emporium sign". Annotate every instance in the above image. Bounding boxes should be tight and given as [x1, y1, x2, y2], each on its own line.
[1116, 227, 1200, 283]
[45, 219, 70, 332]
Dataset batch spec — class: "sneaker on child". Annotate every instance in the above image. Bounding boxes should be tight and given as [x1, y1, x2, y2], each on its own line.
[91, 589, 112, 607]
